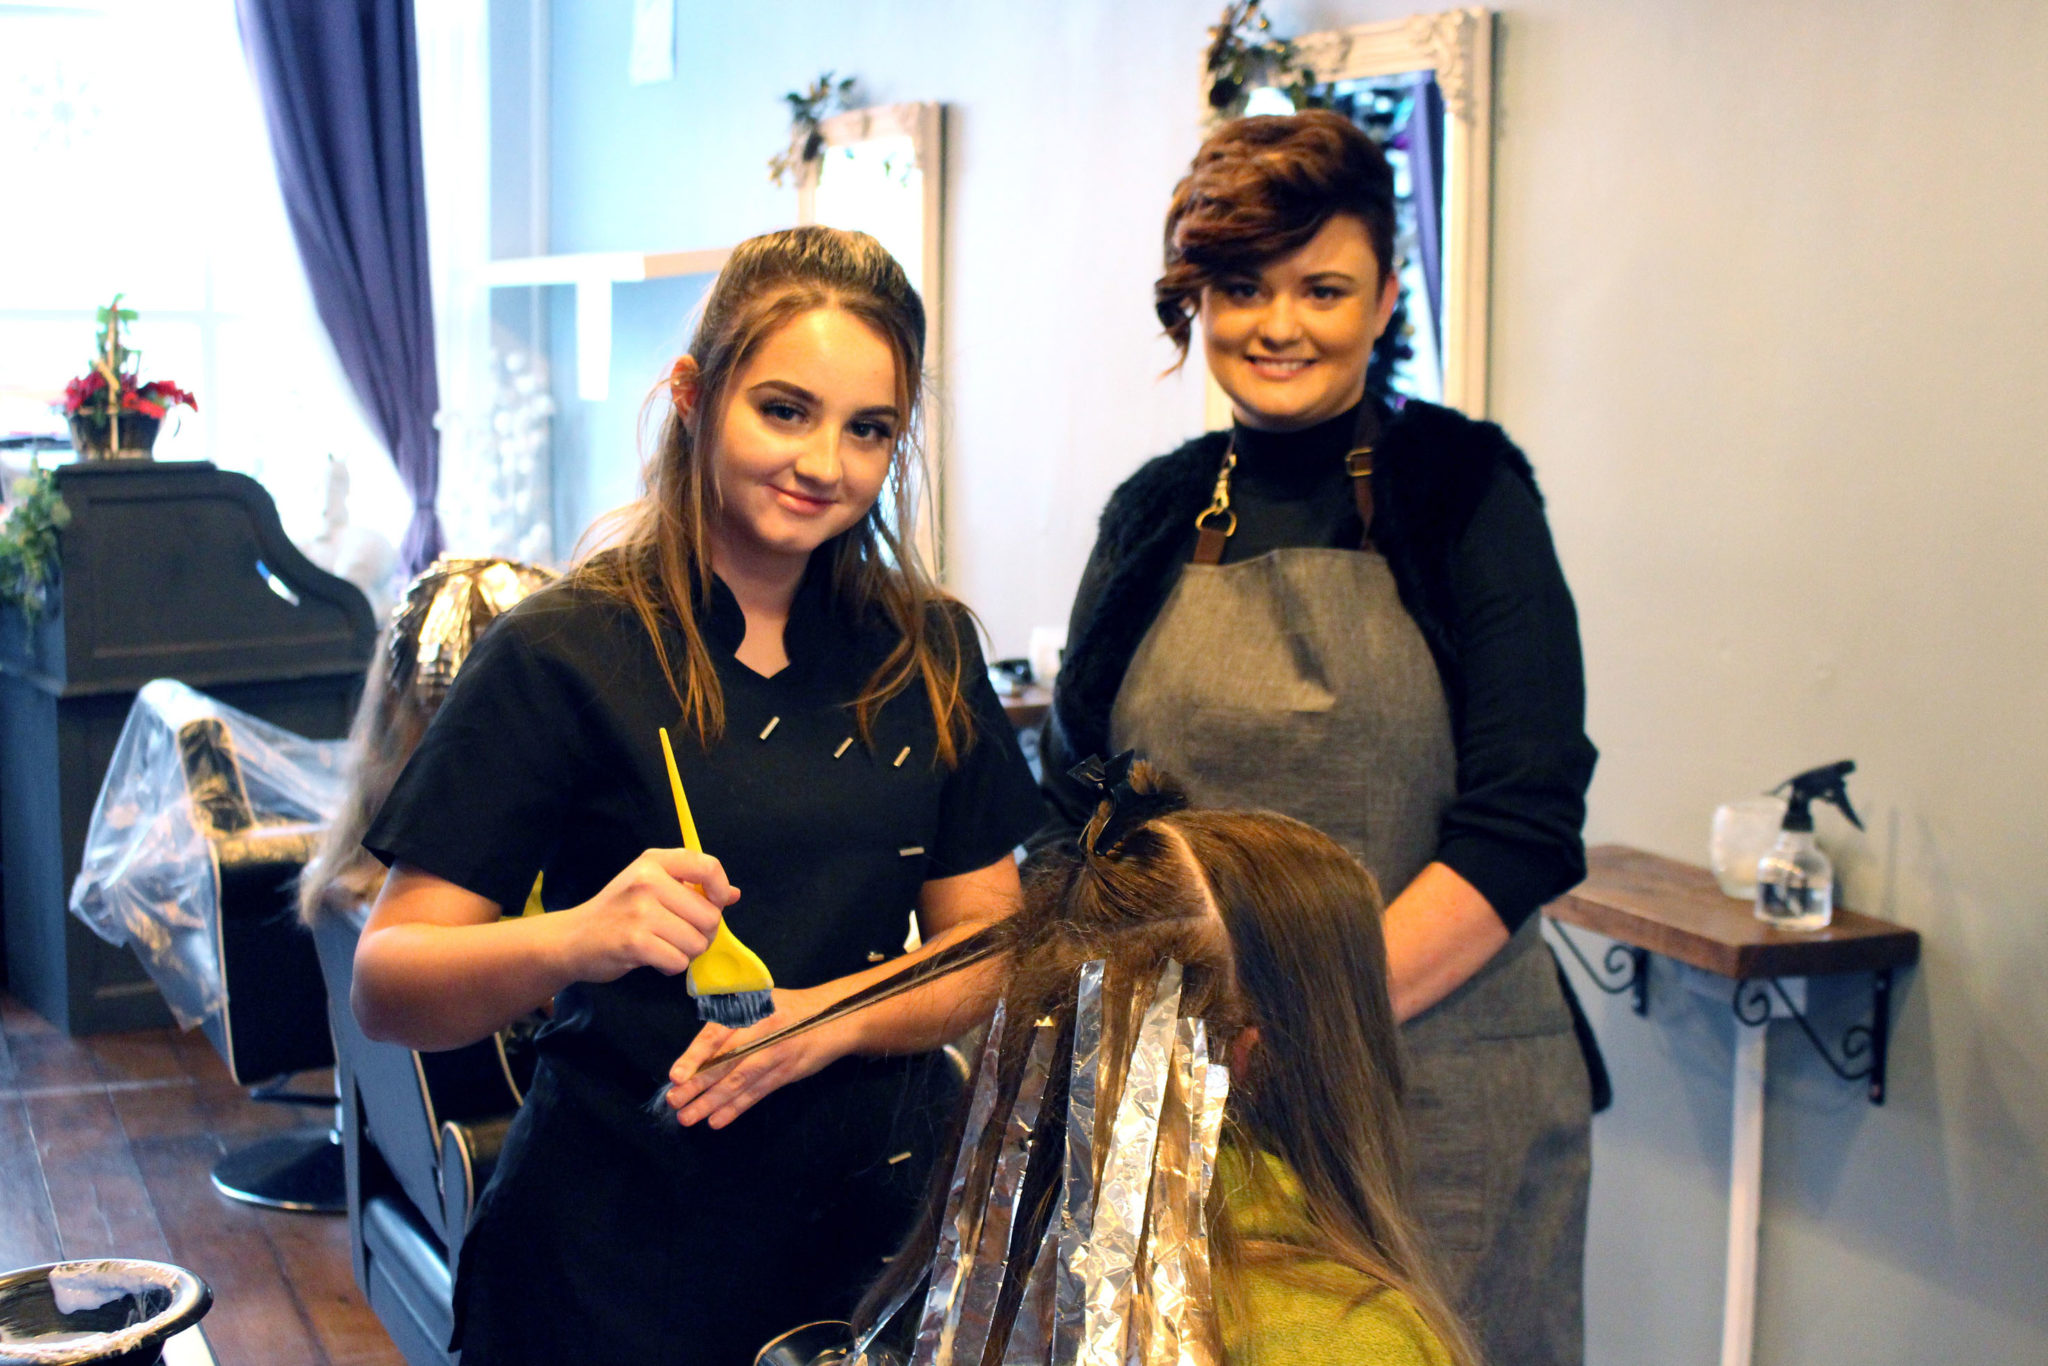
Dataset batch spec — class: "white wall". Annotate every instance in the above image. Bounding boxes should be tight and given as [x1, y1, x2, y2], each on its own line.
[1490, 2, 2048, 1361]
[537, 0, 1214, 613]
[529, 1, 2048, 1360]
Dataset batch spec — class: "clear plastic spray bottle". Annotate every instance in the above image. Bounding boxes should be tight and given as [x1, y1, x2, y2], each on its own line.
[1754, 759, 1863, 931]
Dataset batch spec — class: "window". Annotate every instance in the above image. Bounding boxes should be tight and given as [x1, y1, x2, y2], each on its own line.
[0, 0, 406, 553]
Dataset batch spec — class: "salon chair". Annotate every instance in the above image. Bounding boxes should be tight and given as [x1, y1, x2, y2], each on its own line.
[87, 702, 349, 1211]
[314, 903, 523, 1366]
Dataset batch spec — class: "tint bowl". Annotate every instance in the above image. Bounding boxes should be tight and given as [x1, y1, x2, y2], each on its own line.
[755, 1320, 908, 1366]
[0, 1261, 211, 1366]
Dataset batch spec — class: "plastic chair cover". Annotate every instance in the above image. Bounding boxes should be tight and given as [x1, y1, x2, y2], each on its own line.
[68, 679, 347, 1028]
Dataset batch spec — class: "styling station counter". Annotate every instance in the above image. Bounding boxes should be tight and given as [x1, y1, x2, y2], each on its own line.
[1544, 845, 1921, 1366]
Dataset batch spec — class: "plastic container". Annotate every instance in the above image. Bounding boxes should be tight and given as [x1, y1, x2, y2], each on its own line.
[1710, 796, 1788, 899]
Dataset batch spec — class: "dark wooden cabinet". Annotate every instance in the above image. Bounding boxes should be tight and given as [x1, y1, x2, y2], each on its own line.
[0, 460, 375, 1034]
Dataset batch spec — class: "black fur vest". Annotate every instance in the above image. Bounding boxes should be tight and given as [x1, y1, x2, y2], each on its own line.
[1050, 399, 1542, 767]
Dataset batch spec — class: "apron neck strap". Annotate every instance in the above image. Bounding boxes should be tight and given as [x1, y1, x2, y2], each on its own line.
[1191, 399, 1381, 566]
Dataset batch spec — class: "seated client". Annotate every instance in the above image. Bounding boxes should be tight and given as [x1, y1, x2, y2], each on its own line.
[851, 759, 1478, 1366]
[297, 556, 554, 927]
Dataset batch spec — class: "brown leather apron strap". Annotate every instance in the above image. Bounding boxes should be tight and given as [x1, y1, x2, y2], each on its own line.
[1348, 398, 1381, 553]
[1190, 442, 1237, 566]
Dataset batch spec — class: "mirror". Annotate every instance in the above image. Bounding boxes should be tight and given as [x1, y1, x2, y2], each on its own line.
[798, 101, 947, 573]
[1204, 7, 1494, 422]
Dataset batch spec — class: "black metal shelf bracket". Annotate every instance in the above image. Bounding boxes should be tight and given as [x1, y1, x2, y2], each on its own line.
[1551, 923, 1650, 1016]
[1731, 969, 1893, 1106]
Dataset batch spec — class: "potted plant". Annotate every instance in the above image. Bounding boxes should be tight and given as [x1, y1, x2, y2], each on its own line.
[60, 296, 198, 460]
[0, 462, 71, 625]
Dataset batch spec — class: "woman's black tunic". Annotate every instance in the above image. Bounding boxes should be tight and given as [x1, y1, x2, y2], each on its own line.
[365, 563, 1043, 1365]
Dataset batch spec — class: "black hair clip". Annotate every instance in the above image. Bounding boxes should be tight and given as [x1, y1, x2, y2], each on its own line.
[1069, 751, 1186, 857]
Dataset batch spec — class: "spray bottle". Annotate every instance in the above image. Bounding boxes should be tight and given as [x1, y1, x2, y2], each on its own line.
[1754, 759, 1863, 930]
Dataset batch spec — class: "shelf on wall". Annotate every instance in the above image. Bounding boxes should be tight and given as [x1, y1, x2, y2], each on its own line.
[1542, 844, 1921, 1366]
[479, 247, 732, 401]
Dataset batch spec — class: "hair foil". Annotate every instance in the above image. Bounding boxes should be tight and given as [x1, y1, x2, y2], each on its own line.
[391, 557, 555, 700]
[1076, 959, 1183, 1366]
[1047, 959, 1107, 1365]
[1132, 1019, 1202, 1366]
[1177, 1058, 1231, 1366]
[999, 1208, 1061, 1366]
[944, 1020, 1058, 1366]
[912, 1000, 1009, 1365]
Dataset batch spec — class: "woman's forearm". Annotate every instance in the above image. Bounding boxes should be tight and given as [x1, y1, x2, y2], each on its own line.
[1382, 861, 1511, 1023]
[353, 912, 573, 1051]
[831, 919, 1006, 1057]
[356, 853, 733, 1052]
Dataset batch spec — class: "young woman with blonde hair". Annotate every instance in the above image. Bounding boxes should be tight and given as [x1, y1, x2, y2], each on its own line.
[352, 226, 1043, 1365]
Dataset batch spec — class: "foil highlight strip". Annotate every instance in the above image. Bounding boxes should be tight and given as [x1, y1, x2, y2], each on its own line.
[1180, 1058, 1231, 1366]
[912, 1001, 1009, 1365]
[1050, 960, 1107, 1365]
[946, 1020, 1058, 1366]
[1076, 960, 1183, 1366]
[1000, 1210, 1061, 1366]
[1134, 1019, 1200, 1366]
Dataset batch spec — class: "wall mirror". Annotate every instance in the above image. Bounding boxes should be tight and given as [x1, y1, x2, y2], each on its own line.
[1203, 7, 1494, 424]
[798, 101, 947, 572]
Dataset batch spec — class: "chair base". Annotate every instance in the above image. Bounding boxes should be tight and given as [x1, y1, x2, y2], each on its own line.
[210, 1130, 347, 1213]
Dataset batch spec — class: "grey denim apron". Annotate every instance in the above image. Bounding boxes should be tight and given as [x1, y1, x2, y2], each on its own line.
[1111, 546, 1590, 1366]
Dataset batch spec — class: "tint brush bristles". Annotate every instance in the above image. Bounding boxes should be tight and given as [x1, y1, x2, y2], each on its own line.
[693, 988, 774, 1028]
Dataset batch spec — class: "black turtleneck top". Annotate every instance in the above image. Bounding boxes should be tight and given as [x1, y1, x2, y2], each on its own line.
[1181, 399, 1371, 564]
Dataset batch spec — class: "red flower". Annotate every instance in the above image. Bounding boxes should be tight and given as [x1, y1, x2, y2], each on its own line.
[136, 380, 198, 413]
[64, 372, 198, 418]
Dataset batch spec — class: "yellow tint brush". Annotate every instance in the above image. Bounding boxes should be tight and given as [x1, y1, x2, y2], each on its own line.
[660, 727, 775, 1028]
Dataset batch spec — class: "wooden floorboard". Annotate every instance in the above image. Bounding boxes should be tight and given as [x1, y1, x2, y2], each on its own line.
[0, 1090, 62, 1270]
[26, 1085, 175, 1261]
[260, 1194, 398, 1366]
[129, 1132, 333, 1366]
[1, 993, 404, 1366]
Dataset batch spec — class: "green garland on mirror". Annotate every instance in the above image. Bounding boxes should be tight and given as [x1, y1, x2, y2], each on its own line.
[769, 71, 859, 187]
[0, 463, 71, 625]
[1204, 0, 1322, 118]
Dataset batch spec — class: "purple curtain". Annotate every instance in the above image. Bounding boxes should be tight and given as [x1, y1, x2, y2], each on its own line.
[236, 0, 443, 574]
[1406, 74, 1447, 379]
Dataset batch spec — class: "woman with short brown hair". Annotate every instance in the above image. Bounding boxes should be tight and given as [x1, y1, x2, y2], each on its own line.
[1039, 110, 1599, 1364]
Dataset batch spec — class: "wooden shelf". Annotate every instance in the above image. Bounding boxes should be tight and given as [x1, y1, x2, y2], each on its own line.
[477, 247, 733, 401]
[475, 247, 730, 287]
[1546, 844, 1921, 981]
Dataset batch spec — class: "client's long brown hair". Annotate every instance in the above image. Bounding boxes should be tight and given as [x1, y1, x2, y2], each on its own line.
[858, 764, 1478, 1365]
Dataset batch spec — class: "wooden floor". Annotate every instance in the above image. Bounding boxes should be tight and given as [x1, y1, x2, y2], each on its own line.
[0, 991, 405, 1366]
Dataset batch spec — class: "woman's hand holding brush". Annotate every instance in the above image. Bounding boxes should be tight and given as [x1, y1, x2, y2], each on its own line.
[555, 848, 741, 983]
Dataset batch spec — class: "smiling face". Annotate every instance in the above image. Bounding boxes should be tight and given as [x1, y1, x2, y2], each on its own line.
[1198, 213, 1400, 431]
[704, 304, 902, 579]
